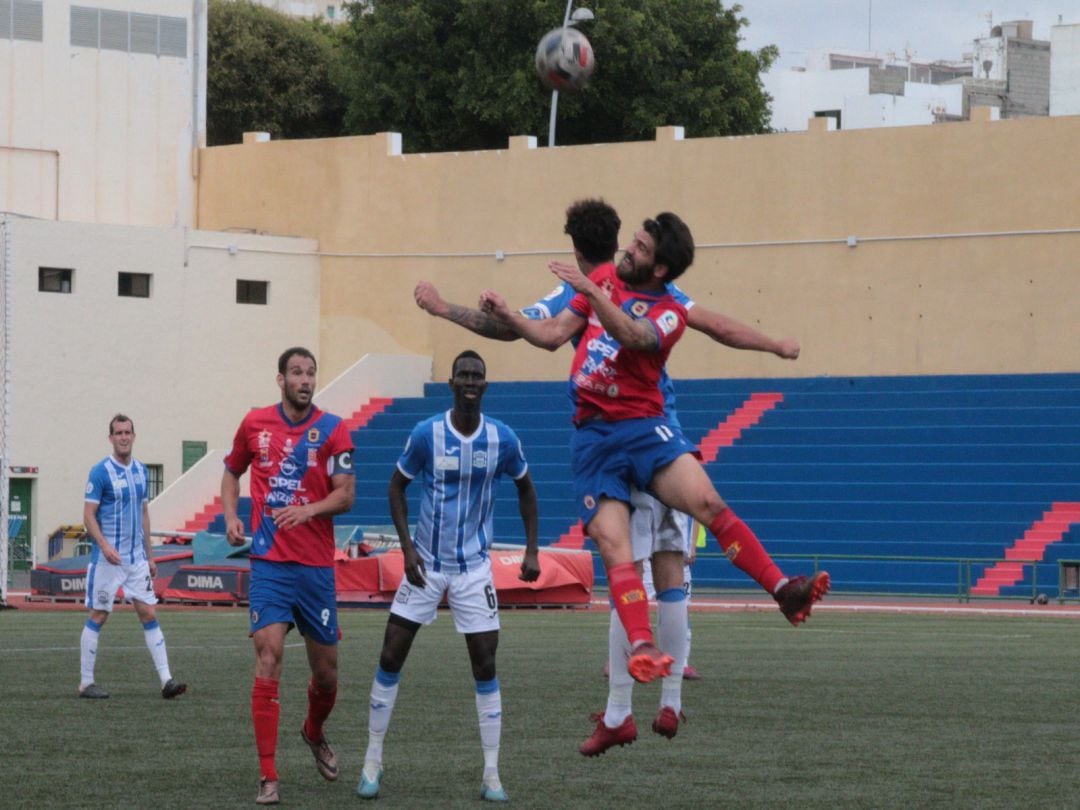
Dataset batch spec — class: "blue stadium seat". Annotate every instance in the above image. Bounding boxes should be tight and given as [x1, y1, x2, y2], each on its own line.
[198, 373, 1080, 597]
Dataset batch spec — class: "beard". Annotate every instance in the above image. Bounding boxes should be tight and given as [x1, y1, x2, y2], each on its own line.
[284, 387, 311, 412]
[617, 254, 654, 286]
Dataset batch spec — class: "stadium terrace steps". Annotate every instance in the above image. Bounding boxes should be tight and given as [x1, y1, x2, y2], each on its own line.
[345, 374, 1080, 595]
[344, 397, 394, 431]
[184, 374, 1080, 597]
[182, 496, 224, 533]
[698, 392, 782, 463]
[970, 503, 1080, 595]
[552, 521, 586, 550]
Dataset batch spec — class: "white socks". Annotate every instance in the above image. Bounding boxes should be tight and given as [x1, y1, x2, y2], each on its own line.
[656, 589, 689, 713]
[80, 619, 102, 689]
[142, 620, 172, 685]
[475, 679, 502, 780]
[364, 667, 401, 768]
[605, 609, 634, 727]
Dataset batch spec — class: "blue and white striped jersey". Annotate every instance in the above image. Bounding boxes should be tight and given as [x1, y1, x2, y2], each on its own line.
[85, 456, 149, 565]
[397, 411, 528, 574]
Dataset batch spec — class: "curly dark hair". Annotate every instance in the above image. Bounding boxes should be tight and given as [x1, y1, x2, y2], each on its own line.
[642, 213, 695, 282]
[564, 199, 621, 265]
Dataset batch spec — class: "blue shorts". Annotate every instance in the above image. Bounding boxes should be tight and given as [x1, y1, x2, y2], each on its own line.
[249, 559, 339, 646]
[571, 417, 697, 526]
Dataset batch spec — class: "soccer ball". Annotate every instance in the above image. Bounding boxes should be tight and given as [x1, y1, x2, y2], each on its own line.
[535, 26, 595, 93]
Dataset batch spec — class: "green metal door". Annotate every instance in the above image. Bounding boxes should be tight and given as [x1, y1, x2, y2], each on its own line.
[182, 441, 208, 473]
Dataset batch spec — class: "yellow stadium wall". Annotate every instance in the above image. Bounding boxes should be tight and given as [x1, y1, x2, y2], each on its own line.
[195, 114, 1080, 383]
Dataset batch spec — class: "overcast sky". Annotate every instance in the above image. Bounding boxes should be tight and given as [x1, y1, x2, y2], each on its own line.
[735, 1, 1077, 69]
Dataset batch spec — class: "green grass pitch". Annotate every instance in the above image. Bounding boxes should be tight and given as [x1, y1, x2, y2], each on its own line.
[2, 606, 1078, 808]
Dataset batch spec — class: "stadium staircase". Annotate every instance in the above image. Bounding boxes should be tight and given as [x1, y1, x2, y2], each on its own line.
[195, 373, 1080, 599]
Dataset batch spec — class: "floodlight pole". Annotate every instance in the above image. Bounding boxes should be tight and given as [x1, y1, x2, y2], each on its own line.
[547, 2, 593, 147]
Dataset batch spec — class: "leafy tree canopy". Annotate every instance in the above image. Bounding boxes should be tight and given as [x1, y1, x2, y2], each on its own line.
[207, 0, 347, 145]
[207, 0, 775, 151]
[338, 0, 775, 151]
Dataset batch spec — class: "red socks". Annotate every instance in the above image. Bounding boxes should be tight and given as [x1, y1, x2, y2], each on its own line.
[709, 508, 784, 594]
[304, 677, 337, 743]
[607, 562, 653, 646]
[252, 677, 280, 781]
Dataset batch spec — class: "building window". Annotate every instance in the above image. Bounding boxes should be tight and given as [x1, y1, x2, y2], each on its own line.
[118, 272, 151, 298]
[145, 464, 164, 500]
[1, 1, 44, 42]
[70, 6, 187, 58]
[236, 279, 269, 305]
[327, 6, 336, 20]
[39, 267, 73, 293]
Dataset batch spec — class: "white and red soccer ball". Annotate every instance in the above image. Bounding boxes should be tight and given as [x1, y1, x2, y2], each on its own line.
[535, 26, 595, 93]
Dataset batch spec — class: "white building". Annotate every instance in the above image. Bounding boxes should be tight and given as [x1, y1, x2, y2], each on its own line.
[1, 0, 208, 227]
[1, 1, 325, 573]
[1050, 22, 1080, 116]
[763, 18, 1062, 132]
[764, 48, 969, 132]
[250, 0, 348, 25]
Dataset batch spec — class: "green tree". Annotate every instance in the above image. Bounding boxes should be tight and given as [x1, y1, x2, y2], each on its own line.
[339, 0, 775, 152]
[207, 0, 348, 146]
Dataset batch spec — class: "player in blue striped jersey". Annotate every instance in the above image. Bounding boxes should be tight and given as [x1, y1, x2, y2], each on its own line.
[78, 414, 185, 700]
[358, 351, 540, 803]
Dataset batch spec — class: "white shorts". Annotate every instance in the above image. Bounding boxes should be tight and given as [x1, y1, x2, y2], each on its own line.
[389, 557, 500, 634]
[85, 557, 157, 612]
[630, 487, 694, 563]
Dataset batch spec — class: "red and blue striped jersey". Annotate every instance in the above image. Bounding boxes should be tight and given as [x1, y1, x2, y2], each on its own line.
[566, 263, 687, 424]
[224, 403, 354, 567]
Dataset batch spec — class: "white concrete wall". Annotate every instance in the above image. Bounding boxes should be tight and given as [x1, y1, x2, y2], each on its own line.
[251, 0, 342, 23]
[0, 0, 205, 227]
[764, 68, 871, 132]
[904, 81, 964, 118]
[1050, 23, 1080, 116]
[5, 216, 320, 561]
[316, 354, 431, 419]
[844, 94, 935, 129]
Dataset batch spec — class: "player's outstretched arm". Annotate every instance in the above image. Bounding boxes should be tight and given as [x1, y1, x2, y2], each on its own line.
[686, 305, 800, 360]
[514, 471, 541, 582]
[479, 290, 582, 351]
[549, 260, 659, 351]
[415, 281, 521, 341]
[389, 469, 426, 587]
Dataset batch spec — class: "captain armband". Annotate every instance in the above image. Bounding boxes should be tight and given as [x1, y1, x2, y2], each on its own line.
[327, 450, 354, 476]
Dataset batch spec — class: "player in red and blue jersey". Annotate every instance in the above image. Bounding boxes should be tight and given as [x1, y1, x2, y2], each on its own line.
[222, 346, 355, 806]
[416, 199, 805, 750]
[483, 213, 830, 694]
